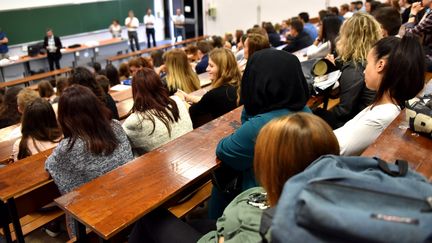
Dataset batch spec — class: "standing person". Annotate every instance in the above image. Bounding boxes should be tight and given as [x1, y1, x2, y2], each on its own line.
[172, 8, 185, 42]
[109, 19, 122, 38]
[43, 28, 62, 71]
[125, 10, 140, 51]
[144, 8, 157, 48]
[0, 28, 8, 59]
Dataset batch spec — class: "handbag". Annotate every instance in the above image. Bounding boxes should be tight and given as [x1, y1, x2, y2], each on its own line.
[405, 94, 432, 137]
[211, 164, 242, 195]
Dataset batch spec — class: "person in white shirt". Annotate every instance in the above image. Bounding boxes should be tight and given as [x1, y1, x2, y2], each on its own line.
[334, 35, 425, 155]
[172, 8, 185, 42]
[109, 19, 122, 38]
[125, 10, 140, 51]
[144, 8, 157, 48]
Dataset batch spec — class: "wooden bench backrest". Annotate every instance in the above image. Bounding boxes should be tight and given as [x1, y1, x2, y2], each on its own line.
[0, 67, 72, 89]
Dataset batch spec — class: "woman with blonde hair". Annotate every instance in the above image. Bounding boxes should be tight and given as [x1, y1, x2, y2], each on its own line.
[177, 48, 241, 127]
[314, 12, 382, 129]
[128, 113, 340, 242]
[163, 49, 200, 94]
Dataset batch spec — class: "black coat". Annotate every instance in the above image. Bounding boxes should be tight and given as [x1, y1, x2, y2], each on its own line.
[43, 36, 62, 57]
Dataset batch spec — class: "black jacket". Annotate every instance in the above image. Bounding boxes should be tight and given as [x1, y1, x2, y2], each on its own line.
[43, 36, 62, 57]
[283, 31, 313, 53]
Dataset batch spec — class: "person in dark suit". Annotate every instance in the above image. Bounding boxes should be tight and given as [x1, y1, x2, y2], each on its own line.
[43, 28, 63, 71]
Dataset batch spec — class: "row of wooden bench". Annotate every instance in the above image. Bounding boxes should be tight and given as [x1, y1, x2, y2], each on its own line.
[0, 36, 208, 90]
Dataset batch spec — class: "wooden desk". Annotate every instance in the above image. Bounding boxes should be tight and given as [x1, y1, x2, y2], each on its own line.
[0, 124, 20, 143]
[0, 149, 54, 242]
[55, 106, 243, 241]
[0, 67, 72, 89]
[110, 87, 132, 103]
[0, 139, 16, 165]
[362, 111, 432, 180]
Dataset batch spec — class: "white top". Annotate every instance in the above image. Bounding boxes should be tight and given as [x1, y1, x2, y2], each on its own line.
[47, 36, 56, 53]
[172, 14, 185, 28]
[144, 14, 156, 29]
[343, 12, 354, 19]
[122, 96, 193, 155]
[125, 17, 139, 32]
[334, 104, 401, 156]
[109, 24, 122, 38]
[13, 137, 59, 161]
[307, 41, 331, 60]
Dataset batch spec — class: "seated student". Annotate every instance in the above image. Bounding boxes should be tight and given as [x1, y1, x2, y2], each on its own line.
[122, 68, 192, 155]
[69, 66, 120, 120]
[298, 12, 319, 40]
[373, 6, 402, 37]
[163, 49, 200, 94]
[38, 80, 55, 103]
[13, 98, 61, 161]
[7, 88, 40, 140]
[340, 3, 354, 19]
[402, 0, 432, 70]
[128, 57, 153, 76]
[238, 33, 270, 73]
[92, 62, 103, 75]
[105, 64, 120, 87]
[263, 22, 282, 47]
[95, 75, 111, 94]
[282, 18, 314, 53]
[209, 48, 310, 219]
[211, 35, 224, 48]
[45, 85, 133, 236]
[150, 49, 165, 68]
[335, 36, 424, 155]
[119, 62, 131, 82]
[307, 15, 342, 59]
[52, 77, 68, 103]
[128, 113, 340, 243]
[195, 41, 213, 74]
[177, 48, 242, 128]
[314, 12, 382, 129]
[184, 45, 200, 62]
[0, 87, 22, 128]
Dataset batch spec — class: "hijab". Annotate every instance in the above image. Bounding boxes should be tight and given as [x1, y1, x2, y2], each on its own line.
[241, 48, 309, 116]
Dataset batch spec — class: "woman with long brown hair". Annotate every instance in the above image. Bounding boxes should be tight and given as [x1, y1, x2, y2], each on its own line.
[177, 48, 241, 127]
[13, 98, 61, 161]
[45, 85, 133, 236]
[122, 68, 192, 155]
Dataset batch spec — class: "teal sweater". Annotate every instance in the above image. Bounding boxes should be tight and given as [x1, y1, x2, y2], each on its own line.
[216, 107, 311, 190]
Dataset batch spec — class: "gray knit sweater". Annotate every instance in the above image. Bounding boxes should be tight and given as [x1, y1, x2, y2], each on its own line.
[45, 120, 133, 195]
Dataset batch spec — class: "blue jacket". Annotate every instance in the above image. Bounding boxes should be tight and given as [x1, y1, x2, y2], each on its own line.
[195, 54, 209, 74]
[303, 23, 318, 40]
[216, 106, 311, 190]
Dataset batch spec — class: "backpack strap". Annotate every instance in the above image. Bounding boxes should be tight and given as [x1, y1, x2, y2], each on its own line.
[375, 157, 408, 177]
[259, 207, 275, 243]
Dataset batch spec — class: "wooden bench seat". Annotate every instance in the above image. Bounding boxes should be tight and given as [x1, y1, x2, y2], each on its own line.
[0, 67, 72, 89]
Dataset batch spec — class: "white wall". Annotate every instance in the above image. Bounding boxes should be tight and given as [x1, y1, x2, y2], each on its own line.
[0, 0, 113, 11]
[203, 0, 362, 36]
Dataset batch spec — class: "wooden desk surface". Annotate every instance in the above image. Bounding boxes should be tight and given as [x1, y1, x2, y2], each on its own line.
[110, 87, 132, 103]
[0, 124, 20, 143]
[0, 148, 53, 202]
[362, 111, 432, 180]
[0, 38, 126, 68]
[55, 106, 242, 240]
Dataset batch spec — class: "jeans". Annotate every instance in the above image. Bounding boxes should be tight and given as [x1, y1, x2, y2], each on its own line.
[128, 31, 140, 51]
[146, 28, 156, 48]
[174, 27, 185, 42]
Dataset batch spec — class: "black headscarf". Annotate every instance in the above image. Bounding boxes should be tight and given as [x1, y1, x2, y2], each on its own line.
[241, 48, 309, 116]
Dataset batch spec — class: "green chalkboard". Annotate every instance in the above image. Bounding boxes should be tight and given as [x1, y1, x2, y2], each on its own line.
[0, 0, 153, 45]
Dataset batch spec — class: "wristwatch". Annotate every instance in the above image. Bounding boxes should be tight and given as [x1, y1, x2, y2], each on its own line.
[409, 13, 417, 18]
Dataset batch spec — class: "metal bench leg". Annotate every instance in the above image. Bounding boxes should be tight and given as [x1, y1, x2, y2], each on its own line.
[75, 219, 88, 243]
[7, 198, 24, 243]
[0, 201, 12, 243]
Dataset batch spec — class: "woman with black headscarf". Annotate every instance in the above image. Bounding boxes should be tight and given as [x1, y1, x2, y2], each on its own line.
[209, 48, 311, 219]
